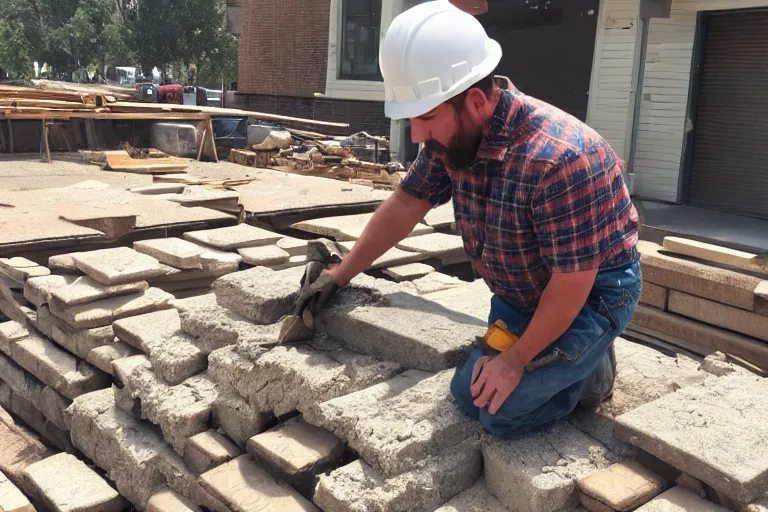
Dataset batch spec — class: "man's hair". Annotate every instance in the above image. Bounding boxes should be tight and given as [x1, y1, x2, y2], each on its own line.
[448, 70, 497, 109]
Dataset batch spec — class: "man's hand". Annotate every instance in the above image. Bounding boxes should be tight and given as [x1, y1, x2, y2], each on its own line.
[470, 352, 525, 415]
[296, 267, 339, 317]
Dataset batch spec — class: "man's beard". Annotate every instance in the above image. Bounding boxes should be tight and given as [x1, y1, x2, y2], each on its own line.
[424, 118, 482, 170]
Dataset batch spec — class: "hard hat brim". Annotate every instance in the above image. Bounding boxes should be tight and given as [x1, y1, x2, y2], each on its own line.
[384, 39, 503, 120]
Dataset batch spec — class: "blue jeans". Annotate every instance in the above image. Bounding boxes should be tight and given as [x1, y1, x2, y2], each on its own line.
[450, 258, 641, 438]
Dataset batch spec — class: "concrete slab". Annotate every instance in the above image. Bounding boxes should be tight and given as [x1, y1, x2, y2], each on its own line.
[51, 275, 149, 306]
[199, 455, 318, 512]
[0, 470, 34, 512]
[197, 249, 242, 273]
[423, 200, 455, 228]
[433, 478, 506, 512]
[44, 309, 115, 359]
[175, 293, 280, 349]
[615, 374, 768, 505]
[184, 223, 282, 250]
[640, 282, 668, 310]
[578, 461, 666, 512]
[292, 212, 433, 241]
[483, 422, 619, 512]
[272, 254, 308, 270]
[238, 245, 291, 266]
[23, 274, 78, 307]
[0, 321, 28, 355]
[87, 341, 140, 375]
[212, 385, 273, 449]
[0, 407, 53, 497]
[277, 236, 310, 256]
[5, 391, 73, 452]
[314, 438, 482, 512]
[113, 309, 206, 384]
[11, 332, 109, 400]
[184, 430, 241, 474]
[306, 369, 480, 476]
[247, 416, 344, 494]
[0, 257, 50, 283]
[50, 286, 174, 329]
[72, 247, 167, 285]
[639, 241, 761, 311]
[396, 232, 466, 261]
[214, 265, 305, 324]
[382, 262, 434, 281]
[338, 240, 427, 268]
[317, 279, 490, 372]
[147, 488, 201, 512]
[634, 487, 729, 512]
[48, 253, 81, 274]
[669, 290, 768, 342]
[24, 452, 127, 512]
[134, 238, 206, 269]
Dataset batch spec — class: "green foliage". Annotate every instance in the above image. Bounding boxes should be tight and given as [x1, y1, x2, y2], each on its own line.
[0, 0, 237, 85]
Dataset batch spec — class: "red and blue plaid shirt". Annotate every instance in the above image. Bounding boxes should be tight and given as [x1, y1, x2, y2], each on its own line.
[401, 77, 639, 310]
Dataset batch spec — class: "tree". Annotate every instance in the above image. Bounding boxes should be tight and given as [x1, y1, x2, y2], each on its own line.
[0, 0, 45, 78]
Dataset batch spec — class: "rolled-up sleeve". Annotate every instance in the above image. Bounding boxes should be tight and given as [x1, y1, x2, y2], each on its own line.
[533, 145, 620, 273]
[399, 148, 452, 206]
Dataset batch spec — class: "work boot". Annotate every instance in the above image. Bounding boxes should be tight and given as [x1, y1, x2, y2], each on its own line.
[577, 342, 616, 409]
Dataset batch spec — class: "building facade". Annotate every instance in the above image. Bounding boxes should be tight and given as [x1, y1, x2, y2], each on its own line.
[587, 0, 768, 220]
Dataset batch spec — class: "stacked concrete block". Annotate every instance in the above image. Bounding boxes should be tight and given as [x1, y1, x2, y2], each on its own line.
[0, 469, 35, 512]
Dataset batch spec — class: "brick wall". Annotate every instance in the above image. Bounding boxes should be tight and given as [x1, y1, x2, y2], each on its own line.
[239, 0, 331, 97]
[232, 94, 389, 136]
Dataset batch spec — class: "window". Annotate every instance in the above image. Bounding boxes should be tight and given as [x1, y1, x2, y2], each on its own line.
[339, 0, 383, 81]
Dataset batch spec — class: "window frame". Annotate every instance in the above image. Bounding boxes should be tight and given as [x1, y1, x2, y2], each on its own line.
[338, 0, 384, 82]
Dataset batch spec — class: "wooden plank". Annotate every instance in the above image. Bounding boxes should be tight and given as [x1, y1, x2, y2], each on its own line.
[662, 236, 768, 275]
[208, 118, 219, 163]
[42, 120, 51, 164]
[0, 98, 99, 109]
[197, 127, 208, 162]
[104, 150, 192, 173]
[1, 111, 210, 121]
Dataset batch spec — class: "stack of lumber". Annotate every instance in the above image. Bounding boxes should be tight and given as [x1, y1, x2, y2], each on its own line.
[628, 237, 768, 374]
[0, 84, 128, 114]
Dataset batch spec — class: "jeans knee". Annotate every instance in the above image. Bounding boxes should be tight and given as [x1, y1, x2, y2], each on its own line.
[450, 350, 483, 420]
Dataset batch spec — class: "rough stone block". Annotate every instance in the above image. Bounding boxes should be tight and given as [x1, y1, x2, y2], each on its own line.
[123, 360, 219, 455]
[669, 290, 768, 342]
[176, 293, 280, 349]
[184, 429, 241, 474]
[433, 478, 506, 512]
[86, 341, 140, 375]
[51, 275, 148, 306]
[0, 257, 50, 283]
[746, 498, 768, 512]
[314, 438, 482, 512]
[197, 249, 242, 273]
[675, 473, 707, 498]
[24, 452, 127, 512]
[210, 338, 403, 417]
[238, 245, 291, 266]
[113, 309, 206, 384]
[11, 332, 109, 400]
[277, 236, 309, 256]
[639, 241, 761, 311]
[23, 274, 77, 307]
[147, 488, 201, 512]
[615, 374, 768, 505]
[634, 487, 729, 511]
[382, 262, 435, 282]
[0, 353, 70, 431]
[699, 351, 737, 377]
[640, 282, 668, 310]
[317, 279, 490, 372]
[42, 306, 115, 358]
[200, 455, 318, 511]
[0, 407, 52, 497]
[579, 492, 615, 512]
[271, 254, 308, 270]
[7, 392, 73, 452]
[0, 321, 28, 355]
[631, 305, 768, 369]
[134, 237, 207, 269]
[184, 224, 282, 250]
[48, 253, 81, 274]
[483, 422, 619, 512]
[50, 286, 174, 329]
[292, 212, 433, 241]
[306, 369, 480, 476]
[578, 461, 666, 511]
[214, 265, 304, 324]
[395, 232, 465, 261]
[72, 247, 166, 285]
[0, 470, 34, 512]
[247, 416, 344, 495]
[212, 385, 273, 448]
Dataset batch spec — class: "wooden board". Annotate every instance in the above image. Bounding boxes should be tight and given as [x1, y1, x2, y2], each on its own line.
[104, 150, 191, 174]
[663, 236, 768, 275]
[0, 98, 99, 109]
[1, 111, 209, 121]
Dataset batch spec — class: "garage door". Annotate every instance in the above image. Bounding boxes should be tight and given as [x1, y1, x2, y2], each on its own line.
[687, 9, 768, 219]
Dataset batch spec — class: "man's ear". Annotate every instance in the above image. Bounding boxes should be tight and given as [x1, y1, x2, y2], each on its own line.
[464, 88, 489, 120]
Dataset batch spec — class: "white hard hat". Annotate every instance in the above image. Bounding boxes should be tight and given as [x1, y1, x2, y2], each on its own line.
[379, 0, 502, 120]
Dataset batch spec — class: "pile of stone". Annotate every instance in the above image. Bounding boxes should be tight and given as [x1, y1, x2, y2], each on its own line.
[631, 240, 768, 372]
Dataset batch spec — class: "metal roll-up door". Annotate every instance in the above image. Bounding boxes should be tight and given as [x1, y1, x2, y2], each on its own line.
[687, 9, 768, 219]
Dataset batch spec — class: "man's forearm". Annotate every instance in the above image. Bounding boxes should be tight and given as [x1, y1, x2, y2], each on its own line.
[332, 188, 433, 286]
[506, 269, 598, 365]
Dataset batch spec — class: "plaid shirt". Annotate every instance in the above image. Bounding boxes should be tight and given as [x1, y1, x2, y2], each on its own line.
[401, 77, 639, 310]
